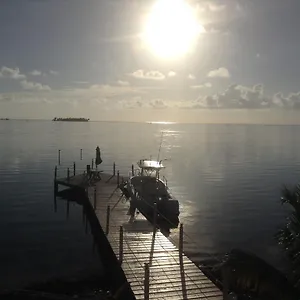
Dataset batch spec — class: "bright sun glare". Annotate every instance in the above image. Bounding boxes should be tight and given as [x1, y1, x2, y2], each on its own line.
[142, 0, 204, 59]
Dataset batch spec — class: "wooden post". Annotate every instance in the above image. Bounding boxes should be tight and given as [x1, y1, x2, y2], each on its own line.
[131, 164, 134, 176]
[117, 170, 120, 186]
[58, 150, 61, 165]
[153, 202, 157, 230]
[119, 226, 124, 264]
[54, 166, 57, 180]
[113, 162, 116, 176]
[67, 168, 70, 181]
[179, 223, 183, 258]
[93, 187, 97, 209]
[92, 158, 94, 169]
[73, 162, 76, 176]
[105, 205, 110, 235]
[53, 193, 57, 213]
[144, 263, 150, 300]
[86, 164, 91, 175]
[80, 148, 83, 160]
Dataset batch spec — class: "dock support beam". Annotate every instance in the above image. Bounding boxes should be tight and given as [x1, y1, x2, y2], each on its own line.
[73, 162, 76, 176]
[93, 187, 97, 209]
[80, 148, 83, 160]
[119, 226, 124, 264]
[106, 205, 111, 235]
[117, 170, 120, 186]
[179, 223, 183, 258]
[144, 263, 150, 300]
[58, 150, 61, 165]
[92, 158, 94, 170]
[131, 164, 134, 176]
[113, 162, 116, 176]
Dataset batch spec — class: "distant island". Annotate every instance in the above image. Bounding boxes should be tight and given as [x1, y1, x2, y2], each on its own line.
[0, 118, 9, 120]
[52, 117, 90, 122]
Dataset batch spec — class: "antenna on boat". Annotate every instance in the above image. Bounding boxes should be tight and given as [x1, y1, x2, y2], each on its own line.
[157, 131, 164, 162]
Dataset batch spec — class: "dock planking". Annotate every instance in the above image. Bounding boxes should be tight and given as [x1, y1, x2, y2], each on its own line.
[79, 173, 223, 300]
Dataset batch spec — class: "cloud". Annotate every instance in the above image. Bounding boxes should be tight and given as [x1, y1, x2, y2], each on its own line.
[130, 69, 165, 80]
[208, 2, 226, 12]
[188, 74, 196, 80]
[29, 70, 42, 76]
[74, 81, 88, 84]
[49, 70, 59, 75]
[168, 71, 176, 77]
[20, 80, 51, 91]
[149, 99, 168, 109]
[0, 66, 26, 79]
[117, 80, 130, 86]
[188, 84, 270, 109]
[191, 82, 212, 89]
[207, 67, 230, 78]
[119, 97, 144, 109]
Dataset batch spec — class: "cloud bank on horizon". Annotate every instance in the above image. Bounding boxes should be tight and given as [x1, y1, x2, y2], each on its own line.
[1, 0, 300, 121]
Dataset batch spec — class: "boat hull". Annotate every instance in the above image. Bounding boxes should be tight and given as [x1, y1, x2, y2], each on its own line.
[120, 178, 180, 229]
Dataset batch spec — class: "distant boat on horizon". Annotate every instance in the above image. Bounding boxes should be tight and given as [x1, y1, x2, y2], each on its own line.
[0, 118, 10, 120]
[52, 117, 89, 122]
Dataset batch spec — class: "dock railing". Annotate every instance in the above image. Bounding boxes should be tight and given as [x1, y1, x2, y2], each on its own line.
[53, 148, 226, 293]
[95, 197, 217, 300]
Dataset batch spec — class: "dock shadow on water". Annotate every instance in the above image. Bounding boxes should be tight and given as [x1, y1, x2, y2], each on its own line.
[53, 187, 136, 300]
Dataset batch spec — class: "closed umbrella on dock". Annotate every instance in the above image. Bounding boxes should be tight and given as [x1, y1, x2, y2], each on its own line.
[95, 146, 102, 166]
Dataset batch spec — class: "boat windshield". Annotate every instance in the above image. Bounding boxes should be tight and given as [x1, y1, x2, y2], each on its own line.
[137, 160, 165, 177]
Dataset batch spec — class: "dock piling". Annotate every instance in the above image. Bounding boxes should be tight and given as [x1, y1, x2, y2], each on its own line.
[153, 202, 157, 230]
[131, 164, 134, 176]
[119, 226, 124, 264]
[113, 162, 116, 176]
[144, 263, 150, 300]
[67, 168, 70, 181]
[54, 166, 57, 180]
[58, 150, 61, 165]
[117, 170, 120, 186]
[106, 205, 111, 235]
[73, 162, 76, 176]
[80, 149, 83, 160]
[179, 223, 183, 258]
[92, 158, 94, 170]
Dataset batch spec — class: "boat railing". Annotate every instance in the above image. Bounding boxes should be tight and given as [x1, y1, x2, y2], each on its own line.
[162, 175, 168, 187]
[128, 169, 141, 177]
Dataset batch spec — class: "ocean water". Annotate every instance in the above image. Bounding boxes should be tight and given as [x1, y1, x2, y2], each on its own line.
[1, 120, 300, 291]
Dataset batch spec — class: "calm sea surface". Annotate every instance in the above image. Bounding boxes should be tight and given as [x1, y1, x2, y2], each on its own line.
[1, 120, 300, 290]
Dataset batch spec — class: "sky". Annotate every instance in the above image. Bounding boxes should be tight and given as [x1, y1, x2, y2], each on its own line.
[1, 0, 300, 123]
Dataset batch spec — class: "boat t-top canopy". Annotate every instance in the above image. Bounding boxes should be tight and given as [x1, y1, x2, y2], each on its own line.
[137, 159, 165, 170]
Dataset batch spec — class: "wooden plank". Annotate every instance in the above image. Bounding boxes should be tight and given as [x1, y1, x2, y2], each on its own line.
[82, 173, 223, 300]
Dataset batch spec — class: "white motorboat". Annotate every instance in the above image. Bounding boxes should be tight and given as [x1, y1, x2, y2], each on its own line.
[120, 159, 180, 228]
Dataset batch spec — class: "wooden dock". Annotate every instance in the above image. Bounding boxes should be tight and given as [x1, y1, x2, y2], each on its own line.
[55, 170, 223, 300]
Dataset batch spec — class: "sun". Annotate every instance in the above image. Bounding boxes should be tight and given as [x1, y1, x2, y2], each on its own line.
[142, 0, 204, 59]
